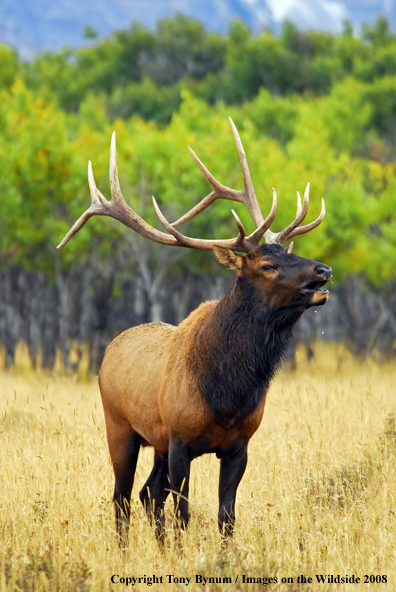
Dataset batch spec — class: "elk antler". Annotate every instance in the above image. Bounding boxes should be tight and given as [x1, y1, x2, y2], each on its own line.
[58, 120, 325, 252]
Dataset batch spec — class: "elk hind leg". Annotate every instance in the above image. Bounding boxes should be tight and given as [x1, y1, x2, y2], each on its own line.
[139, 450, 169, 544]
[106, 420, 142, 547]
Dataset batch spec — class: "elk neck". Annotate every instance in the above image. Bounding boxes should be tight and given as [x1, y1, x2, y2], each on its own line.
[193, 274, 303, 420]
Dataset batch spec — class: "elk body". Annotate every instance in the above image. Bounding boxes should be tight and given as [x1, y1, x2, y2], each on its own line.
[58, 119, 331, 545]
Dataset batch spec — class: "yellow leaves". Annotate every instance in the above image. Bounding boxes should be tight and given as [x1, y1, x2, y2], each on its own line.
[346, 246, 368, 274]
[366, 160, 394, 195]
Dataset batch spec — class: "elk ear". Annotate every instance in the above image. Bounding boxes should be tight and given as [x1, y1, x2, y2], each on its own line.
[212, 246, 245, 271]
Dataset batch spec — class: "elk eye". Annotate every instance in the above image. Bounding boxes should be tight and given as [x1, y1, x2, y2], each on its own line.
[262, 264, 274, 272]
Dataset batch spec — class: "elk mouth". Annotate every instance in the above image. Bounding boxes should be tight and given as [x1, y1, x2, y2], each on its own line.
[302, 277, 331, 305]
[303, 278, 329, 293]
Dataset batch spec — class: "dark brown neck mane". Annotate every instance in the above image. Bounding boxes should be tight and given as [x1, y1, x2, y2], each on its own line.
[192, 275, 303, 419]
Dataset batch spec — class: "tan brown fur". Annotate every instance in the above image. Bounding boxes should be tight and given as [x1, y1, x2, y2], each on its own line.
[99, 323, 176, 453]
[99, 299, 266, 456]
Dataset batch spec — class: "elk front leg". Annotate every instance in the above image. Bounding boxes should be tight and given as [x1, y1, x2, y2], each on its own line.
[168, 439, 191, 532]
[218, 441, 248, 538]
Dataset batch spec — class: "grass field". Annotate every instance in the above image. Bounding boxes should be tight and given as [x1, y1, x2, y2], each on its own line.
[0, 344, 395, 591]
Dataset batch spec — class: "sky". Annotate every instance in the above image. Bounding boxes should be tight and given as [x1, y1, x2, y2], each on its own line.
[0, 0, 394, 59]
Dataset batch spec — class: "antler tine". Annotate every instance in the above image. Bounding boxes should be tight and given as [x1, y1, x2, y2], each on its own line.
[249, 187, 277, 245]
[172, 119, 266, 229]
[286, 198, 325, 241]
[57, 161, 107, 249]
[231, 209, 246, 240]
[88, 160, 105, 206]
[264, 183, 316, 244]
[171, 146, 246, 227]
[187, 146, 232, 195]
[296, 191, 303, 218]
[229, 117, 264, 227]
[109, 131, 125, 204]
[152, 196, 201, 248]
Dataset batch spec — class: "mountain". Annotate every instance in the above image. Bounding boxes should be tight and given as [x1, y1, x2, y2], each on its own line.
[0, 0, 394, 59]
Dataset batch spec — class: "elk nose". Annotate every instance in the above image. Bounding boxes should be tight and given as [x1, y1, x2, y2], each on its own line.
[314, 264, 332, 278]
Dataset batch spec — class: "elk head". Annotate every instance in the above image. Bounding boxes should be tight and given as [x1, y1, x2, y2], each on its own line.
[213, 242, 331, 313]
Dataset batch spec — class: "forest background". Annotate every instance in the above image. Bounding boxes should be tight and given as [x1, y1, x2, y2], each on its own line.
[1, 14, 396, 372]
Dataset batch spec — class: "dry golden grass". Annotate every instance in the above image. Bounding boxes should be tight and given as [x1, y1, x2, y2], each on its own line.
[1, 343, 395, 591]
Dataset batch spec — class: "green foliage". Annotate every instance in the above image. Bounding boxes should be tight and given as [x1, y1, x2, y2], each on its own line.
[23, 50, 87, 111]
[107, 78, 182, 123]
[245, 89, 298, 145]
[1, 16, 396, 286]
[362, 16, 394, 47]
[0, 45, 20, 89]
[83, 24, 98, 40]
[0, 81, 78, 272]
[221, 25, 294, 101]
[18, 14, 396, 119]
[148, 14, 226, 85]
[361, 76, 396, 142]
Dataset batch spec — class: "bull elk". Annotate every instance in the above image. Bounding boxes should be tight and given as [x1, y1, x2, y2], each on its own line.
[58, 119, 331, 545]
